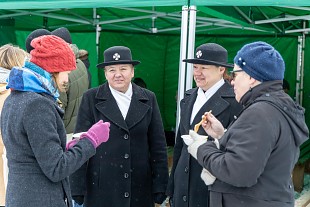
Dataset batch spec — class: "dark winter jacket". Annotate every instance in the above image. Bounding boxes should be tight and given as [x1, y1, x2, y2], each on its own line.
[1, 91, 95, 207]
[70, 82, 169, 207]
[167, 81, 242, 207]
[197, 81, 309, 207]
[59, 44, 89, 134]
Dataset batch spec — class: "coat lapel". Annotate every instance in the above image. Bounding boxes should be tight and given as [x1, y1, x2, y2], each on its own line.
[95, 83, 129, 132]
[192, 82, 233, 126]
[182, 82, 234, 132]
[125, 84, 150, 129]
[180, 88, 198, 132]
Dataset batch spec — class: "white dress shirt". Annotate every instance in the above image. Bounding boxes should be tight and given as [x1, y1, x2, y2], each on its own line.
[190, 79, 225, 124]
[109, 83, 133, 119]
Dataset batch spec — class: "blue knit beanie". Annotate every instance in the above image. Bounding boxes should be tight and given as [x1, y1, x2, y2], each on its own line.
[234, 41, 285, 82]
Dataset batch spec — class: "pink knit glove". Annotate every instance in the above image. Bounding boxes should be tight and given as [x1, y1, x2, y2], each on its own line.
[80, 120, 110, 148]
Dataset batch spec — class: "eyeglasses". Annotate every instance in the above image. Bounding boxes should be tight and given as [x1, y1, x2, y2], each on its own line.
[230, 69, 244, 80]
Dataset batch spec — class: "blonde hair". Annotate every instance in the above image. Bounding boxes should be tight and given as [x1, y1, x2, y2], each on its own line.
[0, 44, 29, 69]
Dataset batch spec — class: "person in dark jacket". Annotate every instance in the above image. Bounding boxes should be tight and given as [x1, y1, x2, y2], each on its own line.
[70, 46, 169, 207]
[1, 35, 110, 207]
[166, 43, 242, 207]
[78, 49, 92, 89]
[52, 27, 89, 135]
[188, 41, 309, 207]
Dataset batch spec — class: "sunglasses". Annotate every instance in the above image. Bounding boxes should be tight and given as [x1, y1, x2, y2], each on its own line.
[230, 69, 243, 80]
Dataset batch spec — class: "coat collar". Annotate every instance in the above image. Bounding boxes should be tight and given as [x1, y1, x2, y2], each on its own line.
[180, 81, 234, 133]
[94, 82, 150, 132]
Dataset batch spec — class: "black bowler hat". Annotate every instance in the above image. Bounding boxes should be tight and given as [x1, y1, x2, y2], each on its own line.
[183, 43, 233, 68]
[97, 46, 140, 68]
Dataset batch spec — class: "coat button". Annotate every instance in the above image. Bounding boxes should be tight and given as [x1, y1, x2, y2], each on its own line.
[183, 195, 187, 202]
[124, 192, 130, 198]
[184, 167, 189, 173]
[124, 154, 129, 159]
[124, 134, 129, 140]
[124, 173, 129, 178]
[289, 185, 292, 189]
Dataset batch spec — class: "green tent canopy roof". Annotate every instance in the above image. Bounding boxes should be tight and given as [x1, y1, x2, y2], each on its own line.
[1, 0, 310, 9]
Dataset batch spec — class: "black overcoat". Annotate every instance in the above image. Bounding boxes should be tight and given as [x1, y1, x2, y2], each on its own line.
[70, 83, 169, 207]
[166, 82, 242, 207]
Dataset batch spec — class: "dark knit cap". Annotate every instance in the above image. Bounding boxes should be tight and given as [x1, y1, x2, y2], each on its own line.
[234, 41, 285, 82]
[51, 27, 72, 44]
[25, 29, 51, 53]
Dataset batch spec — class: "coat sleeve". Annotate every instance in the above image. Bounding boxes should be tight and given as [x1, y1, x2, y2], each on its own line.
[197, 102, 279, 187]
[22, 97, 95, 183]
[147, 92, 169, 194]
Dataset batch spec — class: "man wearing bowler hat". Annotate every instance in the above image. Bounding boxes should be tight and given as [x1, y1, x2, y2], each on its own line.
[70, 46, 169, 207]
[166, 43, 242, 207]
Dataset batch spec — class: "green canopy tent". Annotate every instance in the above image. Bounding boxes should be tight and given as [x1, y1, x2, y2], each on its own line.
[0, 0, 310, 162]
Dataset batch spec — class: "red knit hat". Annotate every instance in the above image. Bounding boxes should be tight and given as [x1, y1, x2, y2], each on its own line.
[30, 35, 76, 73]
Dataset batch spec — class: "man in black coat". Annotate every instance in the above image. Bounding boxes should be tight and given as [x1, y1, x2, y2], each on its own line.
[166, 43, 242, 207]
[70, 46, 169, 207]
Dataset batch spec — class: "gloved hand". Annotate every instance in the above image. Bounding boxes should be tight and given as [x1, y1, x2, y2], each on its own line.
[66, 139, 78, 150]
[72, 195, 84, 205]
[153, 192, 167, 204]
[80, 120, 110, 148]
[187, 130, 208, 160]
[201, 168, 216, 185]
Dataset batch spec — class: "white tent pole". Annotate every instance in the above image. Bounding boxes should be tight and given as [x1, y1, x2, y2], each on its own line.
[185, 5, 197, 91]
[94, 8, 101, 63]
[175, 5, 189, 134]
[296, 36, 302, 104]
[300, 22, 306, 105]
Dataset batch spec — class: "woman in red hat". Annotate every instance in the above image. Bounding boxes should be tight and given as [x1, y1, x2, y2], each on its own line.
[1, 35, 110, 207]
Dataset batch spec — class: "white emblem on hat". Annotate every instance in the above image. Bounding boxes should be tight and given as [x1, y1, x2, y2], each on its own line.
[196, 50, 202, 58]
[113, 53, 120, 60]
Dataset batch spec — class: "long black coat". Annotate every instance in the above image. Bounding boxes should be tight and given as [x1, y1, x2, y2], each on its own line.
[166, 82, 242, 207]
[70, 83, 169, 207]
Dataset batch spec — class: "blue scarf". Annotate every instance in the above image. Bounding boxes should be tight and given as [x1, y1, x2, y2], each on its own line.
[7, 61, 60, 100]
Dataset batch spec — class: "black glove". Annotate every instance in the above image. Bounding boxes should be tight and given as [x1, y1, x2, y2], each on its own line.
[153, 192, 167, 204]
[72, 195, 84, 205]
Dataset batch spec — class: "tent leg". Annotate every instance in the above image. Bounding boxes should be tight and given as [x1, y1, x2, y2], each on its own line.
[93, 8, 101, 63]
[176, 5, 189, 133]
[296, 36, 302, 104]
[185, 5, 197, 91]
[299, 23, 306, 105]
[296, 27, 305, 105]
[175, 5, 197, 135]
